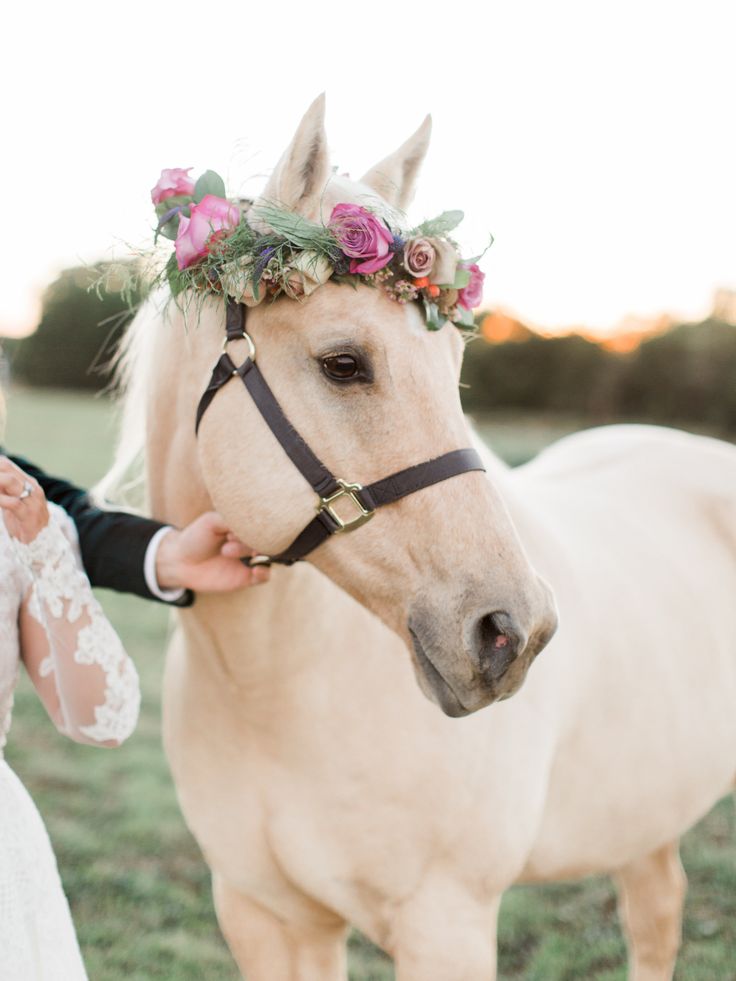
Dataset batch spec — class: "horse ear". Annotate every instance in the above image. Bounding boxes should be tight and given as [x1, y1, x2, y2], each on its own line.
[360, 115, 432, 211]
[261, 93, 330, 218]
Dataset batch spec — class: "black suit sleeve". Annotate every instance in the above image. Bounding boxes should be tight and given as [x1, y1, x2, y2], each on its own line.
[8, 453, 194, 607]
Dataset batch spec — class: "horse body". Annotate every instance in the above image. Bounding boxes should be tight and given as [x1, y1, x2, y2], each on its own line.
[151, 373, 736, 976]
[110, 96, 736, 978]
[517, 426, 736, 881]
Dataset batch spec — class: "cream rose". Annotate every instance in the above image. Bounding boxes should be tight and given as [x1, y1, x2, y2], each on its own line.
[428, 238, 459, 286]
[220, 257, 263, 307]
[403, 237, 436, 278]
[282, 251, 334, 299]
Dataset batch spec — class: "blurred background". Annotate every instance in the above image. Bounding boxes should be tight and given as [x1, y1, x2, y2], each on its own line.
[1, 0, 735, 978]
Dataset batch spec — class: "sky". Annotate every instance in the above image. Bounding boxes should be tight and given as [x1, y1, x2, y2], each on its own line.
[1, 0, 734, 337]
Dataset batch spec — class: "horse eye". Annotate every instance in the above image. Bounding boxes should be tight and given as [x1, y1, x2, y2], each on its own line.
[321, 353, 360, 381]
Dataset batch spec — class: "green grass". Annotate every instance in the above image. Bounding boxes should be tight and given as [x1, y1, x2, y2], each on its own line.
[3, 386, 735, 980]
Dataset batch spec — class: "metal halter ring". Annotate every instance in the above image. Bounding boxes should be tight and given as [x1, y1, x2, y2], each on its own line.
[18, 481, 33, 501]
[222, 331, 256, 362]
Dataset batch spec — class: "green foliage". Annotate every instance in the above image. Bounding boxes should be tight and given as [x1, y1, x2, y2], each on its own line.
[415, 209, 464, 236]
[254, 202, 338, 252]
[423, 298, 447, 331]
[193, 170, 227, 203]
[7, 263, 144, 391]
[462, 332, 611, 413]
[154, 194, 192, 242]
[153, 194, 191, 245]
[141, 192, 480, 333]
[461, 318, 736, 436]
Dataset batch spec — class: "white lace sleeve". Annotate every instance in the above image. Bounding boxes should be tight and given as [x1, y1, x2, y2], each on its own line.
[14, 513, 140, 745]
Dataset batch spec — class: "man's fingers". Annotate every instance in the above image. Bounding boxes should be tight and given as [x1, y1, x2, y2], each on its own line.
[198, 511, 231, 538]
[199, 513, 254, 549]
[237, 565, 270, 587]
[220, 540, 255, 559]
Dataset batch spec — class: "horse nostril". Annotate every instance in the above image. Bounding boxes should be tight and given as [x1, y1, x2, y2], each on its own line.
[475, 612, 522, 682]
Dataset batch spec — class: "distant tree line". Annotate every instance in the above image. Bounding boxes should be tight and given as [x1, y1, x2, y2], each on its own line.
[3, 262, 736, 436]
[3, 263, 142, 391]
[461, 318, 736, 435]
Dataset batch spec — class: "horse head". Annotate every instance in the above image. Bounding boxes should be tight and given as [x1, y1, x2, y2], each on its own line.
[187, 95, 558, 715]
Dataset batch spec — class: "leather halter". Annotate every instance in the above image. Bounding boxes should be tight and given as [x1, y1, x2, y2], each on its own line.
[195, 299, 486, 567]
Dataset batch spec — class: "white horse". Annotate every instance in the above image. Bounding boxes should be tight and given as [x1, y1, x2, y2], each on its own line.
[106, 96, 736, 980]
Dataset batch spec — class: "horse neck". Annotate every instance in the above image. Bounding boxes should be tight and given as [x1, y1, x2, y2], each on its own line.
[463, 422, 563, 587]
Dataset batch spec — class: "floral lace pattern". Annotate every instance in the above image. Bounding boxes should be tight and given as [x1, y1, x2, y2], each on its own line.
[12, 512, 140, 744]
[0, 514, 27, 756]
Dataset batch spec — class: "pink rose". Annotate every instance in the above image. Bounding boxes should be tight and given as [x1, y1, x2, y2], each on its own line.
[329, 203, 393, 274]
[403, 237, 436, 278]
[175, 194, 240, 270]
[151, 168, 195, 206]
[457, 263, 485, 309]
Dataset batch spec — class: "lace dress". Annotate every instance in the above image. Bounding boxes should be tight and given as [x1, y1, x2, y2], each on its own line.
[0, 504, 140, 980]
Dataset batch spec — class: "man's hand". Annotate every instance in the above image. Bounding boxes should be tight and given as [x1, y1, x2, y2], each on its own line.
[155, 512, 270, 593]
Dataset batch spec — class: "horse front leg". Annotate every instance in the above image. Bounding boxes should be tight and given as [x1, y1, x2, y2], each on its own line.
[212, 874, 349, 981]
[391, 888, 501, 981]
[614, 839, 687, 981]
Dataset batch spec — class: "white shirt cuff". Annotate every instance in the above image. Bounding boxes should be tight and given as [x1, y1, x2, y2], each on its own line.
[144, 526, 187, 603]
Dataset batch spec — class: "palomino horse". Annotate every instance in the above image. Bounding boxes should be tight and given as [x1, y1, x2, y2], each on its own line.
[106, 97, 736, 979]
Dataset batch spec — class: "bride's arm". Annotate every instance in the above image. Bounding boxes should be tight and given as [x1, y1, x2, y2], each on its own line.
[2, 459, 140, 747]
[17, 520, 141, 747]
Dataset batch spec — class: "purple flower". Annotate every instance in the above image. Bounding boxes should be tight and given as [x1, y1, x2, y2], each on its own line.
[255, 245, 275, 280]
[328, 203, 394, 275]
[332, 253, 351, 275]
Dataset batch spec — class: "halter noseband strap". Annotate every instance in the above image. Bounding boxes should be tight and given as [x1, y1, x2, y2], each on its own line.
[195, 299, 486, 567]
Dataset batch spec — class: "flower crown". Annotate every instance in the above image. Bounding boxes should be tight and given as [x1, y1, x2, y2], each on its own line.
[151, 167, 489, 332]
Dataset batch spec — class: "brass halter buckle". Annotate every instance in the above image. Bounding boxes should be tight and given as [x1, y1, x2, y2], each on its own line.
[317, 479, 375, 533]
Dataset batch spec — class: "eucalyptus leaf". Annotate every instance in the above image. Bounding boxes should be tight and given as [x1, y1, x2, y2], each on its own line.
[415, 210, 464, 237]
[193, 170, 227, 203]
[465, 233, 495, 265]
[157, 219, 180, 242]
[452, 267, 472, 289]
[453, 305, 476, 329]
[155, 194, 192, 219]
[249, 266, 262, 302]
[423, 299, 447, 332]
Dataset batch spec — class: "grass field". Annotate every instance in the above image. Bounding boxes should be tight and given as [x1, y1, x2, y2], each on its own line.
[3, 386, 735, 980]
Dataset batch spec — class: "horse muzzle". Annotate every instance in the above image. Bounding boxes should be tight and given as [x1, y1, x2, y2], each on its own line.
[408, 595, 558, 716]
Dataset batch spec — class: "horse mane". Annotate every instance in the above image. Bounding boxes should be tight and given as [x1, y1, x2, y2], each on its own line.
[93, 289, 170, 509]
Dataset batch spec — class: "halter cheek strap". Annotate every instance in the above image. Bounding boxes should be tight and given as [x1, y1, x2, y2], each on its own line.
[195, 299, 486, 567]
